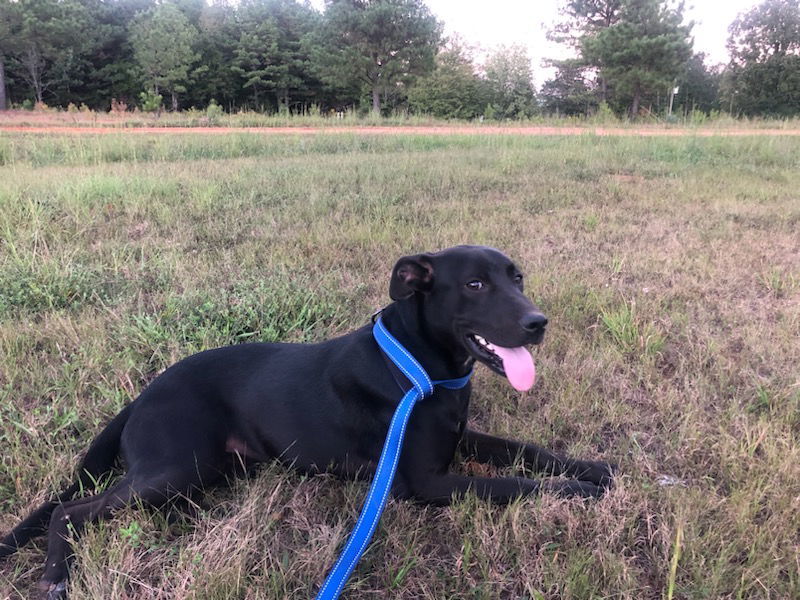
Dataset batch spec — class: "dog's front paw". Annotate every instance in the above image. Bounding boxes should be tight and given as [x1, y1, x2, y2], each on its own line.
[576, 460, 616, 489]
[541, 479, 605, 499]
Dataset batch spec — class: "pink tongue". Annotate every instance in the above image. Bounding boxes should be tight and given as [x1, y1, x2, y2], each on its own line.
[488, 344, 536, 391]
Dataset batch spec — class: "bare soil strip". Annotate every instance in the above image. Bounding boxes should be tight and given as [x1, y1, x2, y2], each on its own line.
[2, 125, 800, 136]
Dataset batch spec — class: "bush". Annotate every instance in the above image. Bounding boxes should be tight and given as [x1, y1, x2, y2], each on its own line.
[205, 99, 223, 125]
[139, 89, 163, 113]
[590, 102, 619, 125]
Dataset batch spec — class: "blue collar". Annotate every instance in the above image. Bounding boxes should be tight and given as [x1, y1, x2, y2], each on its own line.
[372, 315, 473, 396]
[315, 316, 472, 599]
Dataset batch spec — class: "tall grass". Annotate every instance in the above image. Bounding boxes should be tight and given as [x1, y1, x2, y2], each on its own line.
[5, 105, 800, 130]
[1, 131, 798, 599]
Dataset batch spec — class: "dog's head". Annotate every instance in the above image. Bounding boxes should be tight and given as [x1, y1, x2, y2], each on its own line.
[389, 245, 545, 391]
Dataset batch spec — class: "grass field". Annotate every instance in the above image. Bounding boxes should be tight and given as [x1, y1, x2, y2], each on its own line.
[0, 130, 798, 599]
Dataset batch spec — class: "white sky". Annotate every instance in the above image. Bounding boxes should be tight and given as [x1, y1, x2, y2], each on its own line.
[425, 0, 759, 83]
[311, 0, 761, 86]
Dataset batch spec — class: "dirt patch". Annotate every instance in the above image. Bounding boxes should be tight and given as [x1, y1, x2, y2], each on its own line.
[2, 124, 800, 137]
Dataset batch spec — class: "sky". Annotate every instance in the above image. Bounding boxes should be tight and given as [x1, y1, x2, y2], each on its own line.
[311, 0, 761, 86]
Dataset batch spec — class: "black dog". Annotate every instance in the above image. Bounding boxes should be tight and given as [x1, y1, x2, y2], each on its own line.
[1, 245, 614, 598]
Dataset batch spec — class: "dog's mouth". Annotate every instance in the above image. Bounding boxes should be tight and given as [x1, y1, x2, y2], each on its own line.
[465, 333, 536, 391]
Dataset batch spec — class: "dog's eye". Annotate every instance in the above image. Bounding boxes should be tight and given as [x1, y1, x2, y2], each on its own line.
[514, 274, 523, 284]
[466, 280, 484, 290]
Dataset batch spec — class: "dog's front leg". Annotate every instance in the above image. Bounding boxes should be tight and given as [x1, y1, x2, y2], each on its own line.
[459, 429, 615, 488]
[405, 472, 602, 505]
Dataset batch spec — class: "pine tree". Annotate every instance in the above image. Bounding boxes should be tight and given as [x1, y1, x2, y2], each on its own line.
[0, 0, 20, 110]
[311, 0, 441, 113]
[548, 1, 623, 104]
[232, 5, 281, 110]
[583, 0, 693, 117]
[4, 0, 96, 105]
[130, 2, 200, 111]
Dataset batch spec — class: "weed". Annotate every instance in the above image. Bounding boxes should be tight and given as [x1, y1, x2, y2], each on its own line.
[0, 262, 117, 318]
[119, 520, 144, 548]
[581, 213, 599, 232]
[599, 298, 665, 360]
[760, 267, 797, 297]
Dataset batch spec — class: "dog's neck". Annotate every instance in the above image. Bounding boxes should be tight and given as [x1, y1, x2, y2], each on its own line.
[379, 300, 474, 381]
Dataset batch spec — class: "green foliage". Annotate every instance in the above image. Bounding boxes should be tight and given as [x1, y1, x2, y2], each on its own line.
[139, 89, 163, 113]
[599, 298, 665, 360]
[0, 261, 116, 318]
[74, 0, 155, 111]
[583, 0, 693, 117]
[674, 53, 721, 115]
[205, 98, 223, 123]
[547, 0, 623, 110]
[189, 0, 240, 109]
[232, 14, 281, 109]
[728, 55, 800, 116]
[0, 0, 159, 110]
[540, 59, 598, 116]
[311, 0, 442, 113]
[554, 0, 623, 42]
[2, 0, 97, 104]
[120, 278, 350, 367]
[592, 102, 619, 125]
[727, 0, 800, 63]
[1, 0, 797, 119]
[229, 0, 323, 113]
[724, 1, 800, 117]
[257, 0, 323, 113]
[406, 41, 486, 119]
[119, 520, 144, 548]
[130, 2, 199, 111]
[0, 0, 18, 110]
[483, 45, 538, 119]
[548, 1, 709, 118]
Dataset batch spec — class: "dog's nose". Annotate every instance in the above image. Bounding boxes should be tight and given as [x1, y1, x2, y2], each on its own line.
[520, 312, 548, 333]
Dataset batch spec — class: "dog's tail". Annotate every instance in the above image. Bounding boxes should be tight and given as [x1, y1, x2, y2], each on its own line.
[0, 402, 135, 558]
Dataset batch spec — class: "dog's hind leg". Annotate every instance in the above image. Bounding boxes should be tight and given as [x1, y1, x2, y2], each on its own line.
[0, 484, 81, 561]
[37, 459, 224, 600]
[1, 405, 134, 559]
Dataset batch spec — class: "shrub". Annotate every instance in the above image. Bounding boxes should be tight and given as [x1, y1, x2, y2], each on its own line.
[139, 90, 163, 113]
[205, 99, 223, 125]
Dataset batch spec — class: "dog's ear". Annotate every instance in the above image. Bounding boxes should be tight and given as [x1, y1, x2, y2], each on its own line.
[389, 254, 434, 300]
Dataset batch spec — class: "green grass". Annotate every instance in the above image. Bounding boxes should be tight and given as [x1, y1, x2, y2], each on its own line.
[1, 131, 799, 599]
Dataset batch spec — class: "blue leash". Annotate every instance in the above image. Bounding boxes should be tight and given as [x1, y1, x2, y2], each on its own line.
[315, 316, 472, 600]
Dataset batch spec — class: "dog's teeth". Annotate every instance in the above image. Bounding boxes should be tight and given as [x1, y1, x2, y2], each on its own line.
[474, 335, 486, 345]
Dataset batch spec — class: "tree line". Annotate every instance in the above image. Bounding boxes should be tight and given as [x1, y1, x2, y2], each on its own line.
[1, 0, 799, 119]
[543, 0, 800, 119]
